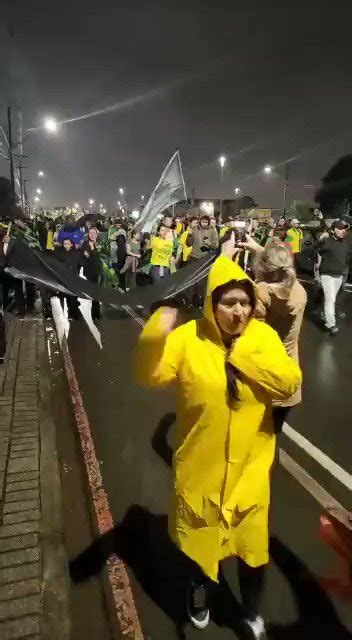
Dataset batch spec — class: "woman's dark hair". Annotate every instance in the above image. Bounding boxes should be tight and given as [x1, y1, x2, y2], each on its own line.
[212, 278, 256, 404]
[199, 215, 210, 226]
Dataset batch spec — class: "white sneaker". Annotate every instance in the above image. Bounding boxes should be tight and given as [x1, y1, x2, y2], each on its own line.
[243, 615, 267, 639]
[186, 582, 210, 630]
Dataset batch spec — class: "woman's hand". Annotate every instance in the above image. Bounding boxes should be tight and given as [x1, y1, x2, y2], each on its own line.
[159, 307, 178, 334]
[237, 234, 262, 253]
[221, 231, 240, 259]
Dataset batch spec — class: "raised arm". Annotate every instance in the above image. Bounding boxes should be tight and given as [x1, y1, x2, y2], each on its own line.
[135, 307, 184, 388]
[229, 323, 302, 401]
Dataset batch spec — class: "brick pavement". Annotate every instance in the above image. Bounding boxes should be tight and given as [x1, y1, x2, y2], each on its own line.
[0, 319, 69, 640]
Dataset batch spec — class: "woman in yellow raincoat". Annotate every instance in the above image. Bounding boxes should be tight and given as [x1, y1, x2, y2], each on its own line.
[136, 253, 301, 637]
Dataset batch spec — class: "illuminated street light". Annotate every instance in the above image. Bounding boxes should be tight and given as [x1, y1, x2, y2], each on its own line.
[88, 198, 94, 206]
[74, 202, 80, 209]
[141, 194, 145, 201]
[34, 196, 40, 202]
[38, 170, 44, 178]
[117, 200, 121, 207]
[218, 155, 226, 170]
[36, 188, 42, 195]
[99, 203, 104, 209]
[131, 209, 140, 220]
[43, 117, 59, 134]
[234, 187, 241, 196]
[119, 187, 124, 196]
[263, 165, 273, 175]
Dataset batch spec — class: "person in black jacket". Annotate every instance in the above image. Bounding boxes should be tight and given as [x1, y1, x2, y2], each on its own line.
[81, 228, 102, 320]
[317, 221, 350, 335]
[56, 239, 82, 319]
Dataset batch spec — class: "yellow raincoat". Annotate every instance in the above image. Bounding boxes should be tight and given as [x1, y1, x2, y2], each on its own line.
[136, 256, 302, 581]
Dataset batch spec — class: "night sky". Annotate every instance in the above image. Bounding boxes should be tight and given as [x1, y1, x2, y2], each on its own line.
[1, 1, 352, 211]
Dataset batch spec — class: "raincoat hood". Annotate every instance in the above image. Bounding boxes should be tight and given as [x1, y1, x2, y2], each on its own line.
[203, 255, 254, 334]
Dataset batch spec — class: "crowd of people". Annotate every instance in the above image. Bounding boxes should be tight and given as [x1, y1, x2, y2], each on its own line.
[0, 207, 347, 337]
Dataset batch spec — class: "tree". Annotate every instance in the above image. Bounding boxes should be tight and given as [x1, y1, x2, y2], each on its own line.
[315, 155, 352, 216]
[288, 200, 314, 222]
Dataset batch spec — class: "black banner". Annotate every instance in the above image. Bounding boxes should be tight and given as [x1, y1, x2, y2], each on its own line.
[5, 240, 214, 310]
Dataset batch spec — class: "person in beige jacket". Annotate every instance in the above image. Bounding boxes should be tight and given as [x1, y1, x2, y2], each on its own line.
[240, 236, 307, 432]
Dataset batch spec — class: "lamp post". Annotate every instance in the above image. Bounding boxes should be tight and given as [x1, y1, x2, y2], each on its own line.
[218, 155, 226, 217]
[263, 164, 289, 215]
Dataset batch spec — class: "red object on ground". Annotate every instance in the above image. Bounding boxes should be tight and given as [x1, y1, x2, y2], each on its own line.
[319, 510, 352, 601]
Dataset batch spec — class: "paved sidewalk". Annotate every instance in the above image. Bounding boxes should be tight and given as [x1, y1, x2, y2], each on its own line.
[0, 318, 69, 640]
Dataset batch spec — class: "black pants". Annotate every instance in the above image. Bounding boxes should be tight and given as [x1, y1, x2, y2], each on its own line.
[193, 558, 266, 621]
[272, 406, 291, 434]
[85, 274, 101, 320]
[0, 313, 6, 359]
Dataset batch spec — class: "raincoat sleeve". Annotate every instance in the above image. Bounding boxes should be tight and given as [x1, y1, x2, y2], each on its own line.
[135, 308, 184, 388]
[229, 324, 302, 401]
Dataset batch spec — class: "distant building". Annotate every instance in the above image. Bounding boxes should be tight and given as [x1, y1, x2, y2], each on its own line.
[174, 196, 258, 220]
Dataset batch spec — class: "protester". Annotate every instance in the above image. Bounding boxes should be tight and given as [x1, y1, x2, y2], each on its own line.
[315, 220, 350, 335]
[189, 215, 218, 259]
[119, 230, 141, 290]
[81, 228, 102, 320]
[136, 253, 301, 637]
[240, 235, 307, 430]
[149, 224, 173, 282]
[56, 238, 81, 319]
[285, 218, 303, 255]
[176, 217, 198, 266]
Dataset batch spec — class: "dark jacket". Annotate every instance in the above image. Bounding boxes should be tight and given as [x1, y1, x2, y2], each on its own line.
[318, 235, 350, 276]
[81, 241, 102, 282]
[55, 247, 82, 273]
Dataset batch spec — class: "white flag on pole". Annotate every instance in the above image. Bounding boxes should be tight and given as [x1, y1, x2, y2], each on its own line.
[136, 150, 187, 233]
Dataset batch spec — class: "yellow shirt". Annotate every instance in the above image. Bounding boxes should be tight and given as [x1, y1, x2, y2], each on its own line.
[150, 236, 173, 267]
[176, 222, 184, 236]
[219, 226, 228, 238]
[179, 230, 192, 262]
[46, 230, 55, 251]
[286, 228, 303, 254]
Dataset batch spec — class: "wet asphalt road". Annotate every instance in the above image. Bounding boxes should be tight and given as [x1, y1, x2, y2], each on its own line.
[67, 296, 352, 639]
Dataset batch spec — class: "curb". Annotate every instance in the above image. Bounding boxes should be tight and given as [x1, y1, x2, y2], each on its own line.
[38, 323, 71, 640]
[50, 322, 144, 639]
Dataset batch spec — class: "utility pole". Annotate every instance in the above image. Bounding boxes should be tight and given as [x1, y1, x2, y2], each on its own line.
[283, 163, 289, 215]
[7, 106, 15, 192]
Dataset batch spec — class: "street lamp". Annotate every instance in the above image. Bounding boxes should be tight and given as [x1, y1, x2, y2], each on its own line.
[38, 170, 44, 178]
[43, 117, 59, 134]
[218, 155, 226, 170]
[88, 198, 94, 207]
[218, 155, 226, 217]
[234, 187, 241, 196]
[36, 188, 42, 195]
[119, 187, 124, 196]
[263, 165, 273, 175]
[141, 194, 145, 201]
[131, 209, 140, 220]
[34, 196, 40, 202]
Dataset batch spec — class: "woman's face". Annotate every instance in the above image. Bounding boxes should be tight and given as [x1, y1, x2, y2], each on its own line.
[63, 239, 73, 252]
[88, 228, 98, 242]
[215, 286, 253, 338]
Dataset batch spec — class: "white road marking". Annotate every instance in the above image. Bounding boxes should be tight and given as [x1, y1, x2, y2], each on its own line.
[283, 422, 352, 491]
